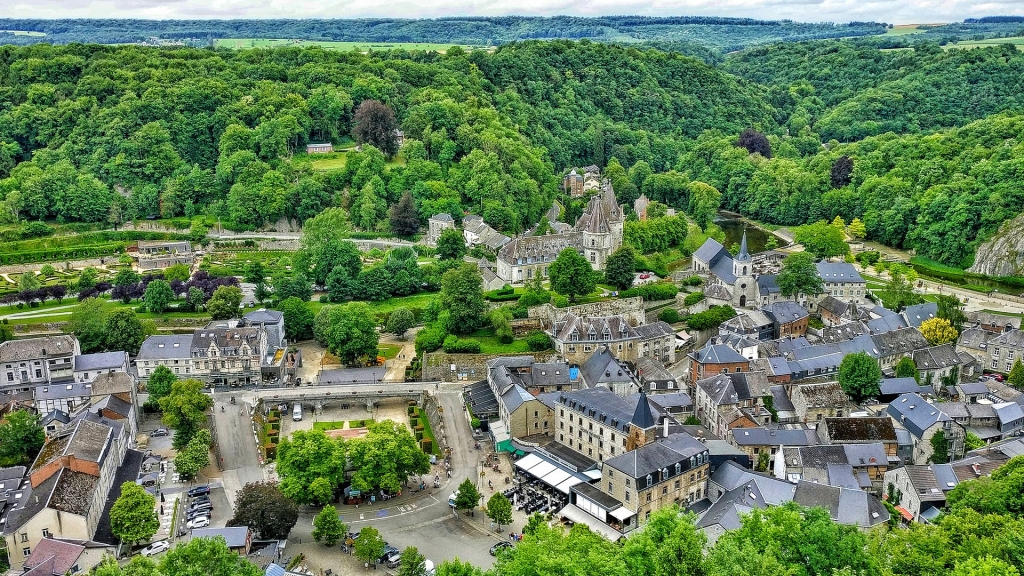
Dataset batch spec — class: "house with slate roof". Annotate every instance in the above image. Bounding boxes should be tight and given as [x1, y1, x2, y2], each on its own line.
[552, 386, 660, 462]
[485, 357, 567, 440]
[71, 352, 128, 384]
[901, 302, 937, 329]
[579, 346, 638, 397]
[791, 382, 856, 423]
[697, 461, 888, 544]
[763, 301, 809, 339]
[425, 213, 455, 247]
[913, 343, 966, 388]
[729, 426, 818, 466]
[694, 371, 771, 437]
[17, 537, 113, 576]
[496, 181, 622, 284]
[817, 417, 899, 458]
[966, 310, 1021, 333]
[719, 310, 775, 341]
[986, 329, 1024, 374]
[688, 344, 750, 384]
[774, 443, 889, 494]
[0, 336, 79, 395]
[816, 262, 866, 304]
[886, 393, 966, 464]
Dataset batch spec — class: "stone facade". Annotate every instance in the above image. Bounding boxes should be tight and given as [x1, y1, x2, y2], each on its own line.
[423, 352, 559, 382]
[529, 297, 645, 326]
[425, 213, 455, 247]
[497, 181, 623, 285]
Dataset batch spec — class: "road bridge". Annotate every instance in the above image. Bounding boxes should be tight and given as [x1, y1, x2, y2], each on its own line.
[248, 381, 441, 411]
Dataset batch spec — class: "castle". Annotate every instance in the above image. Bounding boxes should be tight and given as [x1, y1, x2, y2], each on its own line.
[496, 181, 624, 284]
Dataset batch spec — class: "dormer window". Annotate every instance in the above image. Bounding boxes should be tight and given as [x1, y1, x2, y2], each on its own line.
[646, 474, 653, 487]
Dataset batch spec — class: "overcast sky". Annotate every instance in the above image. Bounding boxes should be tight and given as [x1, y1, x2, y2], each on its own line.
[0, 0, 1019, 25]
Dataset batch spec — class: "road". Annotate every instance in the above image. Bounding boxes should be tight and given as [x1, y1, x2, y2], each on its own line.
[248, 384, 504, 573]
[210, 393, 266, 507]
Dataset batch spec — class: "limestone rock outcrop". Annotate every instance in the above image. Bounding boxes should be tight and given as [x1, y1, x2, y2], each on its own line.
[968, 212, 1024, 277]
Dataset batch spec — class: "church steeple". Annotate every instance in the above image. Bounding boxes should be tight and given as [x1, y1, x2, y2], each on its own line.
[737, 229, 751, 262]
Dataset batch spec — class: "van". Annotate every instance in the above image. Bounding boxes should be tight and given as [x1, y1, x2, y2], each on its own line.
[293, 403, 302, 421]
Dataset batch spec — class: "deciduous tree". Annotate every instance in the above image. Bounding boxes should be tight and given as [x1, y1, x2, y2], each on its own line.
[105, 309, 146, 357]
[895, 357, 920, 383]
[66, 297, 107, 353]
[486, 492, 512, 531]
[144, 280, 175, 314]
[454, 479, 481, 514]
[347, 420, 430, 494]
[838, 351, 882, 403]
[737, 128, 771, 158]
[397, 546, 428, 576]
[439, 264, 486, 335]
[604, 246, 636, 291]
[159, 533, 261, 576]
[313, 303, 379, 364]
[0, 409, 44, 467]
[776, 252, 824, 298]
[386, 307, 415, 340]
[793, 220, 849, 260]
[206, 285, 242, 320]
[159, 379, 212, 450]
[352, 101, 399, 157]
[227, 481, 299, 540]
[276, 430, 347, 505]
[549, 247, 596, 303]
[278, 297, 314, 341]
[354, 526, 386, 568]
[390, 192, 420, 236]
[921, 317, 959, 346]
[174, 428, 211, 480]
[311, 505, 346, 547]
[436, 228, 466, 261]
[110, 482, 159, 545]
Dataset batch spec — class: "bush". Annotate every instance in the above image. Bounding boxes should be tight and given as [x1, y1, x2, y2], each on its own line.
[415, 324, 447, 354]
[659, 308, 681, 323]
[683, 292, 705, 306]
[686, 305, 737, 331]
[553, 295, 569, 308]
[619, 282, 679, 300]
[525, 331, 552, 351]
[421, 438, 433, 453]
[442, 335, 482, 353]
[682, 275, 703, 286]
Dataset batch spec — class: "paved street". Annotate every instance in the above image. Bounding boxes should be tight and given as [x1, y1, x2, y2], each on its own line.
[210, 393, 265, 507]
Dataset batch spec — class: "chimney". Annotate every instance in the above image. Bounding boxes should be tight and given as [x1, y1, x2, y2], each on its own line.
[663, 418, 669, 437]
[972, 463, 981, 476]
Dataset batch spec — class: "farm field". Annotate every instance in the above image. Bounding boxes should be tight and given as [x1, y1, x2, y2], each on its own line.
[944, 36, 1024, 50]
[0, 30, 46, 36]
[214, 38, 487, 52]
[882, 25, 931, 36]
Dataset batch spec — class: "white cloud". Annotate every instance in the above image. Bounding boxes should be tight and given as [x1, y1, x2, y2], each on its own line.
[1, 0, 1023, 25]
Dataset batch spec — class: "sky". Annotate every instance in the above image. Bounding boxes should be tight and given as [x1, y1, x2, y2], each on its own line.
[0, 0, 1021, 25]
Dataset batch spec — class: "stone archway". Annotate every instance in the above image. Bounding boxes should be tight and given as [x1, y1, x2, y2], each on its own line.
[739, 295, 747, 307]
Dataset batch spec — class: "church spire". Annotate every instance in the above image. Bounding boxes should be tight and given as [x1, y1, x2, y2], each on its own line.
[737, 229, 751, 261]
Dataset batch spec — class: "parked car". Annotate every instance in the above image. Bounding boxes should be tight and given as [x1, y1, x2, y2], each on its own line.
[191, 495, 210, 505]
[186, 516, 210, 529]
[490, 541, 513, 556]
[151, 428, 169, 437]
[188, 503, 212, 515]
[292, 403, 302, 421]
[140, 541, 170, 557]
[187, 485, 211, 497]
[385, 551, 402, 569]
[378, 546, 399, 564]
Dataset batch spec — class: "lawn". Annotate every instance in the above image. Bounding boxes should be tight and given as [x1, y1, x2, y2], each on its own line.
[378, 344, 402, 360]
[312, 421, 346, 431]
[883, 25, 931, 35]
[945, 36, 1024, 50]
[308, 151, 406, 172]
[0, 30, 46, 36]
[214, 38, 488, 52]
[2, 296, 210, 326]
[465, 328, 534, 354]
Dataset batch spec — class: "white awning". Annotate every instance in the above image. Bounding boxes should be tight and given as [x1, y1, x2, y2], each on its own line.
[584, 469, 603, 480]
[554, 476, 585, 494]
[609, 507, 636, 521]
[514, 453, 542, 472]
[527, 460, 556, 479]
[540, 468, 571, 488]
[557, 504, 623, 541]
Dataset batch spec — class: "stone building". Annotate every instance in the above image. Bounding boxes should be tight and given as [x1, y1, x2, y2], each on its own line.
[790, 382, 856, 423]
[694, 371, 770, 437]
[0, 336, 79, 394]
[887, 393, 966, 464]
[986, 329, 1024, 374]
[691, 233, 757, 308]
[552, 387, 658, 462]
[549, 314, 674, 365]
[425, 213, 455, 247]
[135, 240, 194, 271]
[497, 181, 623, 285]
[687, 344, 750, 383]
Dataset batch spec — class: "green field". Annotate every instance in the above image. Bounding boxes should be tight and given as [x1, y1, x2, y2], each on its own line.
[945, 36, 1024, 50]
[883, 25, 930, 36]
[214, 39, 486, 52]
[0, 30, 46, 37]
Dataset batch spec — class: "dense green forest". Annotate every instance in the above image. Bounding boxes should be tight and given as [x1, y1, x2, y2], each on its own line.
[1, 36, 1024, 269]
[0, 17, 889, 51]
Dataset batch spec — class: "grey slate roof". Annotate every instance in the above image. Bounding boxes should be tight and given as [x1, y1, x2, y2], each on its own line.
[763, 301, 809, 324]
[913, 344, 962, 371]
[692, 344, 747, 364]
[430, 213, 454, 222]
[866, 315, 909, 334]
[696, 372, 769, 407]
[604, 432, 706, 480]
[137, 335, 193, 360]
[902, 302, 938, 328]
[757, 275, 780, 296]
[819, 322, 870, 343]
[815, 262, 864, 284]
[631, 389, 656, 429]
[73, 351, 127, 372]
[0, 335, 76, 362]
[243, 309, 283, 325]
[191, 526, 251, 548]
[580, 347, 635, 390]
[731, 427, 818, 447]
[693, 238, 728, 266]
[991, 329, 1024, 349]
[887, 393, 951, 439]
[553, 387, 637, 433]
[879, 377, 925, 396]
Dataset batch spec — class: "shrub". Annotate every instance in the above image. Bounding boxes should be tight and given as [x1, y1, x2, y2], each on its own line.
[686, 305, 737, 331]
[553, 295, 569, 308]
[443, 336, 482, 353]
[421, 438, 433, 453]
[619, 282, 678, 300]
[683, 292, 705, 306]
[682, 275, 703, 286]
[525, 331, 552, 351]
[658, 308, 681, 323]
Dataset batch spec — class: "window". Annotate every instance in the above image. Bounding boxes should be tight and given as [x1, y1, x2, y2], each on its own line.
[22, 548, 30, 557]
[609, 482, 613, 492]
[625, 492, 630, 502]
[690, 474, 695, 482]
[34, 369, 41, 378]
[21, 533, 28, 543]
[661, 486, 667, 495]
[6, 373, 11, 381]
[42, 529, 50, 538]
[675, 480, 680, 489]
[625, 478, 631, 487]
[648, 492, 653, 502]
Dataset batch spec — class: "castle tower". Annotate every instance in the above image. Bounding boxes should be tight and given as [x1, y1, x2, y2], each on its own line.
[626, 388, 657, 451]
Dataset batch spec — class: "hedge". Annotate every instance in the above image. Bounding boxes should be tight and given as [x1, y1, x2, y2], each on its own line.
[686, 305, 737, 331]
[442, 335, 482, 353]
[658, 308, 682, 323]
[683, 292, 705, 306]
[620, 282, 679, 300]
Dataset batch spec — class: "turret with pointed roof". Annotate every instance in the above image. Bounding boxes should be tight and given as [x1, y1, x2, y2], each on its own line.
[627, 387, 657, 450]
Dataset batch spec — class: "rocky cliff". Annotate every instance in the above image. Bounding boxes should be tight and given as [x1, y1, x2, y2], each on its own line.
[968, 212, 1024, 277]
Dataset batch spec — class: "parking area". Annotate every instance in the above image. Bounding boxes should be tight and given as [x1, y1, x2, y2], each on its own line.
[175, 484, 233, 534]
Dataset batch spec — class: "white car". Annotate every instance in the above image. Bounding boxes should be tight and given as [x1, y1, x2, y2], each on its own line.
[186, 516, 210, 529]
[140, 540, 170, 557]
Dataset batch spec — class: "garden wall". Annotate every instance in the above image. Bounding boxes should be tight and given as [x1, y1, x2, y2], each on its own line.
[422, 352, 559, 382]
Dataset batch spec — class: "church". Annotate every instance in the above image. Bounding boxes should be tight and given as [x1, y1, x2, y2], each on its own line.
[691, 233, 757, 308]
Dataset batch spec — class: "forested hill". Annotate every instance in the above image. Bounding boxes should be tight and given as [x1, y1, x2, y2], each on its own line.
[721, 40, 1024, 141]
[0, 17, 888, 51]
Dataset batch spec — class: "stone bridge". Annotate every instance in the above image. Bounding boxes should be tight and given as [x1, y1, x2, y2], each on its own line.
[250, 381, 440, 411]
